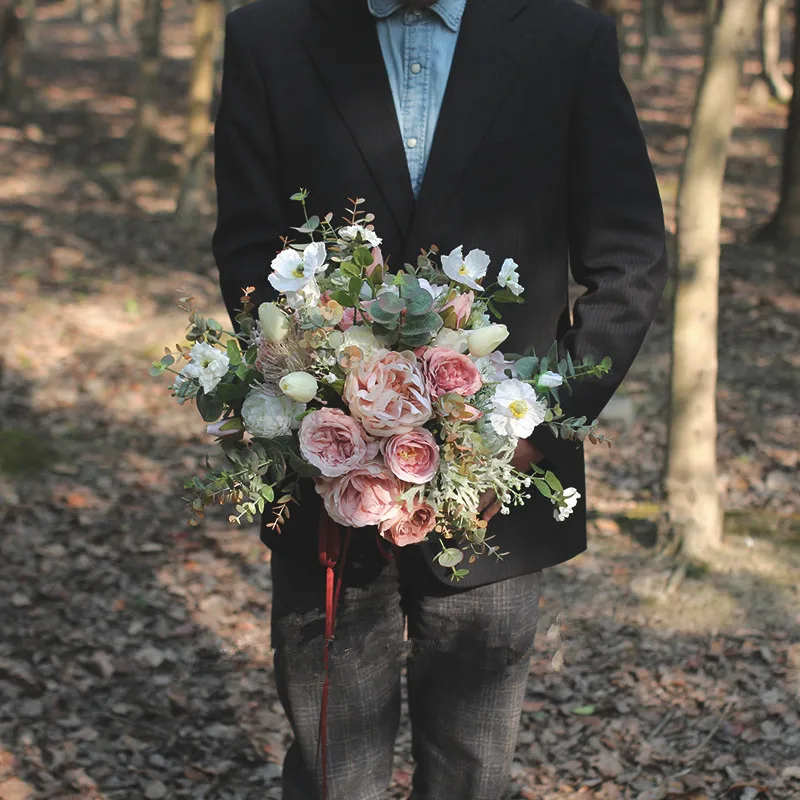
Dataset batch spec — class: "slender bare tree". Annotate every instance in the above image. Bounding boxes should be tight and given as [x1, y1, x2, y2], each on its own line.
[757, 3, 800, 244]
[666, 0, 761, 559]
[759, 0, 792, 102]
[176, 0, 220, 219]
[128, 0, 164, 174]
[0, 1, 25, 111]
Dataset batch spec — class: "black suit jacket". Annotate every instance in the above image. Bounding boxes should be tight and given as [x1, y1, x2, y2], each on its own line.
[211, 0, 667, 588]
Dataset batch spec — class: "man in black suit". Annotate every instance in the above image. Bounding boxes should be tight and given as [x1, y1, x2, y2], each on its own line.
[212, 0, 666, 797]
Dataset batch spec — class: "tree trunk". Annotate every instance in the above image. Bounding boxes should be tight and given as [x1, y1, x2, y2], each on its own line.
[666, 0, 760, 560]
[760, 0, 792, 102]
[758, 2, 800, 243]
[641, 0, 661, 78]
[175, 0, 219, 219]
[0, 2, 25, 112]
[128, 0, 164, 174]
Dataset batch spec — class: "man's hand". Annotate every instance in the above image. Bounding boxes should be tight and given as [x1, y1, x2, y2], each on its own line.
[478, 439, 544, 523]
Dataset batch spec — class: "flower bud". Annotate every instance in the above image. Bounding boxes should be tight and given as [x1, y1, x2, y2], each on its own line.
[258, 302, 290, 343]
[537, 370, 563, 389]
[467, 324, 509, 357]
[279, 371, 318, 403]
[206, 417, 244, 438]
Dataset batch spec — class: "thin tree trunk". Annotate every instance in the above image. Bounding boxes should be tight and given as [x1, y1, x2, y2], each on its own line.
[0, 2, 25, 112]
[758, 3, 800, 242]
[760, 0, 792, 101]
[175, 0, 219, 219]
[641, 0, 661, 78]
[128, 0, 163, 174]
[667, 0, 760, 560]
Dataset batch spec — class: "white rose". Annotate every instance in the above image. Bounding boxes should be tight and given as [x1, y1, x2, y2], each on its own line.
[342, 325, 379, 358]
[339, 224, 382, 248]
[537, 371, 563, 389]
[467, 324, 509, 358]
[258, 302, 290, 343]
[188, 342, 229, 394]
[241, 389, 304, 439]
[433, 327, 469, 353]
[279, 371, 318, 403]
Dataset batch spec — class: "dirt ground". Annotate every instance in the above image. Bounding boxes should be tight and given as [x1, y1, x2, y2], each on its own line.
[1, 2, 798, 799]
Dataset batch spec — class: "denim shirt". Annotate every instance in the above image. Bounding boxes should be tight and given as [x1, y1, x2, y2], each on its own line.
[368, 0, 467, 199]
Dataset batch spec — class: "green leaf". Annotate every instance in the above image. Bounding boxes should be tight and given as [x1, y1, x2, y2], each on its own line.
[544, 470, 563, 493]
[330, 290, 355, 307]
[226, 339, 241, 365]
[401, 311, 442, 336]
[601, 356, 612, 371]
[215, 382, 249, 404]
[435, 547, 464, 568]
[515, 356, 539, 381]
[353, 246, 374, 268]
[570, 705, 596, 716]
[532, 478, 553, 498]
[290, 190, 308, 202]
[405, 290, 433, 315]
[450, 568, 470, 581]
[398, 331, 433, 349]
[348, 276, 363, 300]
[160, 354, 175, 367]
[149, 363, 164, 377]
[207, 318, 222, 332]
[493, 288, 525, 304]
[378, 293, 406, 314]
[369, 304, 401, 326]
[196, 388, 225, 422]
[340, 261, 361, 279]
[566, 350, 575, 376]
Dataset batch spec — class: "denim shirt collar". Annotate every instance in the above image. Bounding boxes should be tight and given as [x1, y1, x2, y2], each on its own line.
[367, 0, 467, 32]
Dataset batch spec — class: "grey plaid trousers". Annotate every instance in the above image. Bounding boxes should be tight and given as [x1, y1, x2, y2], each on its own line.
[269, 543, 542, 800]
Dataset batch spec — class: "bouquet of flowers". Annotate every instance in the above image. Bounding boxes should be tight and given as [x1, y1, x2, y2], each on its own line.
[152, 191, 611, 580]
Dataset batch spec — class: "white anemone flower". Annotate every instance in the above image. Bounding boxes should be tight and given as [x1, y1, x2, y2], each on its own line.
[473, 351, 517, 382]
[440, 246, 490, 292]
[339, 224, 382, 248]
[187, 342, 229, 394]
[553, 487, 581, 521]
[418, 278, 448, 301]
[285, 276, 322, 310]
[498, 258, 524, 296]
[268, 241, 328, 294]
[489, 379, 547, 439]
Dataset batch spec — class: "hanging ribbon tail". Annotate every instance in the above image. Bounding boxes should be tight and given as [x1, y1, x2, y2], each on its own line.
[315, 509, 351, 800]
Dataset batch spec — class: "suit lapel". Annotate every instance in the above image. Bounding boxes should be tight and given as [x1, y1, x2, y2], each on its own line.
[302, 0, 415, 239]
[407, 0, 535, 253]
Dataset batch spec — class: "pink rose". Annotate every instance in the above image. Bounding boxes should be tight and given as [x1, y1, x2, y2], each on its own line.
[383, 428, 440, 484]
[343, 349, 433, 437]
[315, 461, 404, 528]
[440, 290, 474, 330]
[378, 499, 438, 547]
[417, 346, 482, 400]
[299, 408, 378, 477]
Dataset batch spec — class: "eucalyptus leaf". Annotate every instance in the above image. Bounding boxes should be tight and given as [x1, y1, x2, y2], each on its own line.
[515, 356, 539, 381]
[401, 311, 442, 336]
[378, 293, 406, 314]
[405, 290, 433, 315]
[436, 547, 464, 568]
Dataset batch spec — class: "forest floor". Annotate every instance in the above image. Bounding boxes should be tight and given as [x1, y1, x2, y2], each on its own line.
[0, 2, 799, 799]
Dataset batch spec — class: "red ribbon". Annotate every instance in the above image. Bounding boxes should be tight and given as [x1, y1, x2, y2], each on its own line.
[315, 511, 350, 800]
[314, 513, 395, 800]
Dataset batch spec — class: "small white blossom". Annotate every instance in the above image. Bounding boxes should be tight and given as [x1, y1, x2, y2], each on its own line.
[553, 487, 581, 521]
[489, 379, 547, 439]
[441, 245, 490, 292]
[474, 351, 517, 382]
[498, 258, 524, 296]
[268, 241, 327, 294]
[186, 342, 229, 394]
[418, 278, 448, 301]
[339, 224, 382, 248]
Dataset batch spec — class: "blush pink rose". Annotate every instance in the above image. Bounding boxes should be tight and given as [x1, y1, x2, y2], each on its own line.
[417, 346, 482, 400]
[299, 408, 378, 477]
[440, 290, 474, 330]
[378, 499, 438, 547]
[343, 349, 433, 437]
[383, 428, 440, 484]
[315, 461, 404, 528]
